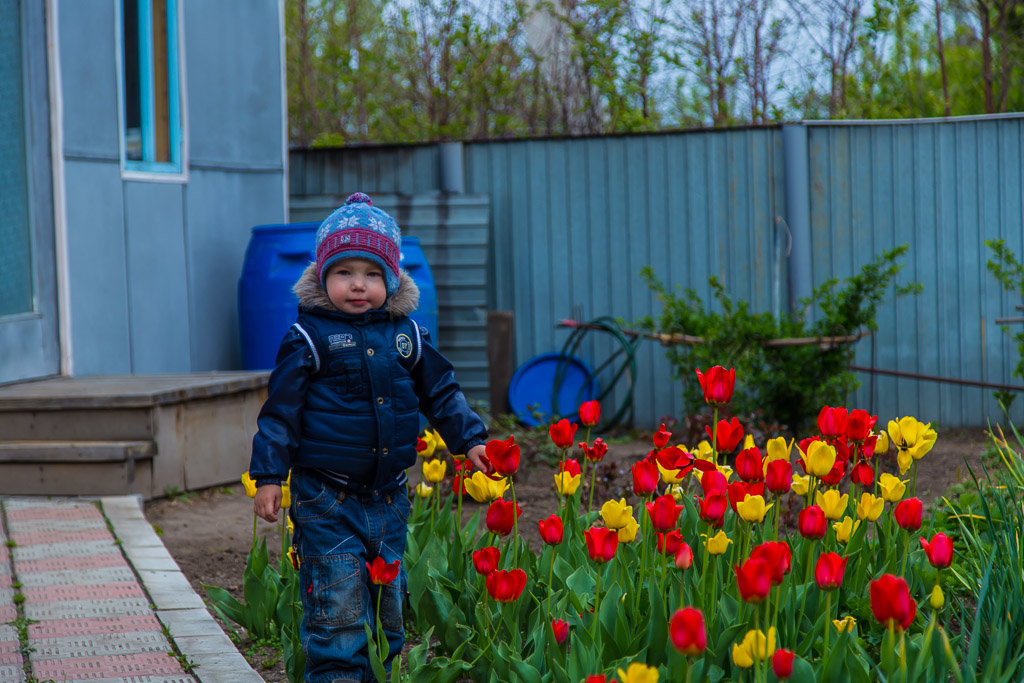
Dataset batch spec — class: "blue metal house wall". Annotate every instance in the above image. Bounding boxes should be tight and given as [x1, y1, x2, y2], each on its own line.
[806, 117, 1024, 427]
[57, 0, 286, 375]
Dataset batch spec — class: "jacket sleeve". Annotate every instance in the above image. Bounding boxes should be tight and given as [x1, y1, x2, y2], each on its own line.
[248, 327, 316, 485]
[411, 328, 489, 455]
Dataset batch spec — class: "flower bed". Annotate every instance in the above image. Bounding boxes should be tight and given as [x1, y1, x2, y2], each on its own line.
[213, 366, 1024, 682]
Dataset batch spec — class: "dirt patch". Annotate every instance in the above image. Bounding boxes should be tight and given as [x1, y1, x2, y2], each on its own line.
[143, 426, 994, 681]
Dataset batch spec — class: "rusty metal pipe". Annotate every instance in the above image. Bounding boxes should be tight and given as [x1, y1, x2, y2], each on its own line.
[849, 364, 1024, 392]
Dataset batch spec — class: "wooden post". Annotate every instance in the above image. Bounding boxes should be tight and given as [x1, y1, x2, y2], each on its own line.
[487, 311, 515, 416]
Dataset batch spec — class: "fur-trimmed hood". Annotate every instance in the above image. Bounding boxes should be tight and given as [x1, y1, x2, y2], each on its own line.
[292, 262, 419, 318]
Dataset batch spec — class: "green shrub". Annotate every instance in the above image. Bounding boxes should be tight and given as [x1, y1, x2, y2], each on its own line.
[639, 245, 921, 432]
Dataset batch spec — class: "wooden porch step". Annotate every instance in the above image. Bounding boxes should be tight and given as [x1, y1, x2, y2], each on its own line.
[0, 440, 155, 463]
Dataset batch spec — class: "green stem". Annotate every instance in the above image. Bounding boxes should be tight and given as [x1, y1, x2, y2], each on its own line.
[592, 565, 602, 644]
[588, 464, 597, 518]
[546, 548, 555, 618]
[711, 406, 719, 468]
[251, 512, 257, 548]
[911, 460, 918, 498]
[511, 482, 520, 567]
[375, 585, 385, 662]
[824, 591, 831, 657]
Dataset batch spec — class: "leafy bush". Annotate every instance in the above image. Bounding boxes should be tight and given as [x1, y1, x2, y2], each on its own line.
[639, 245, 921, 432]
[986, 238, 1024, 385]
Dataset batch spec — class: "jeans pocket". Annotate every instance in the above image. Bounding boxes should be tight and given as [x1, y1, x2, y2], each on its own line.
[379, 570, 406, 633]
[293, 474, 339, 522]
[303, 553, 363, 628]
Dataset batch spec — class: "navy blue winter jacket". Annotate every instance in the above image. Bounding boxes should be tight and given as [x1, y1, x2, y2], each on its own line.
[248, 264, 488, 493]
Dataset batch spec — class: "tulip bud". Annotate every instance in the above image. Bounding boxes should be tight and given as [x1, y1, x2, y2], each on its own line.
[930, 584, 945, 610]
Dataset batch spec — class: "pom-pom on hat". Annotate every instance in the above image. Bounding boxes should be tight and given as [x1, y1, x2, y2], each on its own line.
[315, 192, 402, 295]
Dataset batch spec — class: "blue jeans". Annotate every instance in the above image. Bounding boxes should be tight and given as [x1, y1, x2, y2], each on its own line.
[290, 469, 410, 683]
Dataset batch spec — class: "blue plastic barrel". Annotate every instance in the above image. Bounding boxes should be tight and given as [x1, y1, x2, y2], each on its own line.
[238, 225, 438, 370]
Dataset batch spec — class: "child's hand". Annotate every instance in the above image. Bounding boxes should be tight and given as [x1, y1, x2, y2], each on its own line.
[467, 444, 492, 475]
[254, 484, 283, 523]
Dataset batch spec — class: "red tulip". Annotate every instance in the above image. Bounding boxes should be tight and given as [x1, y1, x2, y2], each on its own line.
[452, 474, 468, 496]
[472, 546, 500, 575]
[656, 446, 695, 474]
[485, 568, 527, 603]
[631, 458, 660, 496]
[657, 529, 684, 556]
[735, 447, 764, 482]
[894, 497, 923, 531]
[581, 438, 609, 462]
[646, 494, 683, 532]
[551, 618, 569, 645]
[485, 499, 522, 536]
[734, 557, 772, 603]
[585, 677, 607, 683]
[549, 419, 578, 449]
[670, 607, 707, 656]
[749, 540, 792, 585]
[579, 400, 601, 427]
[366, 557, 400, 585]
[817, 405, 848, 439]
[819, 458, 848, 486]
[706, 417, 744, 453]
[560, 457, 582, 477]
[697, 489, 728, 527]
[920, 532, 954, 569]
[846, 408, 877, 442]
[675, 542, 694, 570]
[814, 552, 848, 590]
[772, 649, 795, 679]
[653, 423, 672, 448]
[799, 505, 827, 540]
[584, 526, 619, 563]
[486, 435, 520, 476]
[850, 461, 874, 487]
[538, 514, 564, 546]
[700, 470, 728, 495]
[695, 365, 736, 406]
[765, 459, 793, 494]
[870, 574, 917, 631]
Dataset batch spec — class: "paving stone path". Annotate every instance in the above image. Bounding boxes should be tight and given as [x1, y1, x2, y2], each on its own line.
[0, 496, 262, 683]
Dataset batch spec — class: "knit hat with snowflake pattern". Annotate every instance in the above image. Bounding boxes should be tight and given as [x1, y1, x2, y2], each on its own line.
[315, 192, 402, 295]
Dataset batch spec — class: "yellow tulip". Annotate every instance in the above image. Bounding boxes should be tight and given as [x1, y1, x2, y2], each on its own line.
[286, 546, 300, 569]
[241, 472, 257, 498]
[617, 516, 640, 543]
[463, 471, 509, 502]
[717, 464, 734, 480]
[742, 434, 756, 450]
[874, 430, 890, 455]
[286, 516, 294, 535]
[804, 440, 837, 477]
[930, 584, 945, 610]
[422, 459, 447, 483]
[415, 482, 434, 498]
[669, 484, 686, 503]
[731, 627, 777, 668]
[736, 494, 772, 523]
[791, 474, 810, 496]
[617, 662, 659, 683]
[888, 416, 937, 466]
[833, 516, 860, 543]
[417, 430, 438, 458]
[856, 492, 885, 522]
[657, 461, 684, 484]
[554, 471, 581, 496]
[704, 530, 732, 555]
[878, 473, 908, 503]
[280, 472, 292, 508]
[694, 440, 714, 459]
[815, 489, 849, 520]
[601, 499, 634, 529]
[833, 615, 857, 633]
[430, 428, 448, 452]
[765, 436, 793, 463]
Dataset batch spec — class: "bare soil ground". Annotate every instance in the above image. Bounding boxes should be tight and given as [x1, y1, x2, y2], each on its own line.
[144, 426, 994, 681]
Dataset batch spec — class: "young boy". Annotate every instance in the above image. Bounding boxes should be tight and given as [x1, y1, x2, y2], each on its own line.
[249, 192, 489, 682]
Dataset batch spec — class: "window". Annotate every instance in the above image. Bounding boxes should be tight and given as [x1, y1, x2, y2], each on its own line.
[121, 0, 182, 173]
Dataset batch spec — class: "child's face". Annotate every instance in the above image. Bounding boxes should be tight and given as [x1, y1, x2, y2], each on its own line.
[324, 258, 387, 314]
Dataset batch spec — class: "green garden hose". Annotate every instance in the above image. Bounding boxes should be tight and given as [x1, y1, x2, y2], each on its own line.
[553, 316, 642, 431]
